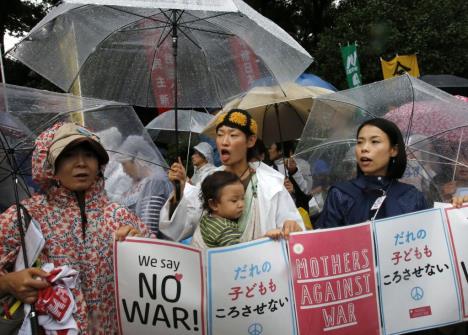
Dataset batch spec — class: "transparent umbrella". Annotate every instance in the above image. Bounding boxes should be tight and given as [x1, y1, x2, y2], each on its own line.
[8, 0, 312, 109]
[294, 74, 468, 204]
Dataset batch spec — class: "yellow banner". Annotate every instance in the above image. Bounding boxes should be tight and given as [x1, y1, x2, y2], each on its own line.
[381, 55, 420, 79]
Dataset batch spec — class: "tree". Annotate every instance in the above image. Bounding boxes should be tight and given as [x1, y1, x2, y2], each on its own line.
[247, 0, 468, 89]
[311, 0, 468, 89]
[1, 0, 61, 89]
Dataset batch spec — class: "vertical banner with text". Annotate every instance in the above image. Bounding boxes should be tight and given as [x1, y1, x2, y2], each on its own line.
[374, 209, 461, 334]
[207, 239, 297, 335]
[114, 238, 205, 335]
[288, 223, 381, 335]
[445, 206, 468, 320]
[340, 43, 362, 88]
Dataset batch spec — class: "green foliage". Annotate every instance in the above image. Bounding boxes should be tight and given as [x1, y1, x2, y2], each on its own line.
[248, 0, 468, 89]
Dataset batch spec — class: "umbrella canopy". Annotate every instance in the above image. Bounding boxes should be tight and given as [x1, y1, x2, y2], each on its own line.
[202, 82, 332, 145]
[145, 109, 214, 143]
[8, 0, 313, 108]
[294, 74, 468, 203]
[295, 73, 337, 91]
[0, 84, 168, 210]
[420, 74, 468, 96]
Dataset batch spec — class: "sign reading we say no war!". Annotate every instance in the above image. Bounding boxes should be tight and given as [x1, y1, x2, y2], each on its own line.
[114, 238, 205, 335]
[288, 223, 381, 335]
[374, 208, 461, 334]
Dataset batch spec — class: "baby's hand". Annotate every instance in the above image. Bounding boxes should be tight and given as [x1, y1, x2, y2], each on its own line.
[264, 229, 283, 240]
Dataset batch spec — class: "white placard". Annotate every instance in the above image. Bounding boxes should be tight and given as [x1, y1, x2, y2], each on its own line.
[445, 206, 468, 320]
[114, 237, 205, 335]
[206, 239, 297, 335]
[374, 208, 461, 334]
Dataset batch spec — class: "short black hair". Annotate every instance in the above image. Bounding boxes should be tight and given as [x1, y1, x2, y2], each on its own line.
[356, 118, 407, 179]
[200, 171, 241, 213]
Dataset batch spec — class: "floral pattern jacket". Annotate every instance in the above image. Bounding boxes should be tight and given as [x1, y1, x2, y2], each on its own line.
[0, 123, 147, 334]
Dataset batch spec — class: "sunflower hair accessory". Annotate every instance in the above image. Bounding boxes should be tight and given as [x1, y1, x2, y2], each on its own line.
[215, 109, 257, 136]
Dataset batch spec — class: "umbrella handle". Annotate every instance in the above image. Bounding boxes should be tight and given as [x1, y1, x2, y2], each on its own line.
[174, 180, 181, 202]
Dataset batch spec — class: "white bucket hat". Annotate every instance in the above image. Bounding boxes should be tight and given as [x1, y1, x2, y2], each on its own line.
[193, 142, 214, 165]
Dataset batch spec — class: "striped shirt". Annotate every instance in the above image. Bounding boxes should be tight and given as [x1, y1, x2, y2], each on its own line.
[200, 215, 241, 248]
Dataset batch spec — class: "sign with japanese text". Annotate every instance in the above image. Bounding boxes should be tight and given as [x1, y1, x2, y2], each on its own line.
[340, 43, 362, 88]
[374, 208, 461, 334]
[288, 223, 381, 335]
[206, 239, 297, 335]
[445, 206, 468, 320]
[114, 238, 205, 335]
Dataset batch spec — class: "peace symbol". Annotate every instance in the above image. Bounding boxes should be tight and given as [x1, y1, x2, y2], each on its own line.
[411, 286, 424, 301]
[248, 323, 263, 335]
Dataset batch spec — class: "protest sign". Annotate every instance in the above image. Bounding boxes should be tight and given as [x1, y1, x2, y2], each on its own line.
[114, 238, 205, 335]
[374, 208, 461, 334]
[289, 222, 381, 335]
[445, 206, 468, 320]
[206, 239, 297, 335]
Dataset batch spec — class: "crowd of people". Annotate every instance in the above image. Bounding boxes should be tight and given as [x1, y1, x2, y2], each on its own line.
[0, 108, 467, 334]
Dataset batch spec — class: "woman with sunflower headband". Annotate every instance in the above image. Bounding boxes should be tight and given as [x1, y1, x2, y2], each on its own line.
[159, 109, 304, 245]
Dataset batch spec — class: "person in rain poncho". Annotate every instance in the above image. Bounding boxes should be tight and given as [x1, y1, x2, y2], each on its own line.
[316, 118, 429, 228]
[160, 108, 304, 245]
[190, 142, 216, 186]
[0, 122, 148, 334]
[117, 135, 173, 235]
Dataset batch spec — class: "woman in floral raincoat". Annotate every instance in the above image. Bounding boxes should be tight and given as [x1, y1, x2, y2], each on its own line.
[0, 122, 147, 334]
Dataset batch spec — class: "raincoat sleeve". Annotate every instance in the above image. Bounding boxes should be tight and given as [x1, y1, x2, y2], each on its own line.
[289, 168, 309, 194]
[136, 178, 173, 234]
[159, 182, 203, 241]
[273, 187, 305, 230]
[0, 206, 23, 273]
[315, 187, 352, 229]
[110, 204, 152, 238]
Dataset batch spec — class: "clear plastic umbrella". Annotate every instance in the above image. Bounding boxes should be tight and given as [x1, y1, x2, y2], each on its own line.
[145, 109, 214, 143]
[8, 0, 313, 108]
[0, 83, 168, 212]
[145, 109, 214, 171]
[294, 74, 468, 204]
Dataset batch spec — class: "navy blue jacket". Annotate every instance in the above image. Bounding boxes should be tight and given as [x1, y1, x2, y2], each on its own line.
[315, 175, 429, 229]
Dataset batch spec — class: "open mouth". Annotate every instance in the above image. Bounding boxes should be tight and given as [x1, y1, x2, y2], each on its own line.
[359, 157, 372, 166]
[220, 149, 231, 161]
[73, 173, 89, 178]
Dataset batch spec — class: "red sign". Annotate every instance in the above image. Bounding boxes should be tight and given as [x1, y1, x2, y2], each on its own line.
[288, 223, 381, 335]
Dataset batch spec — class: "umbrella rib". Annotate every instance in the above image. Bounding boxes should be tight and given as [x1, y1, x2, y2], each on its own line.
[107, 5, 171, 25]
[64, 10, 167, 92]
[293, 139, 357, 157]
[176, 26, 203, 49]
[315, 98, 378, 118]
[180, 12, 234, 26]
[118, 24, 171, 32]
[178, 25, 234, 37]
[285, 101, 307, 126]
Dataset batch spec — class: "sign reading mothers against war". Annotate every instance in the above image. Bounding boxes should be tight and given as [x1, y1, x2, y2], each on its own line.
[114, 238, 205, 335]
[288, 223, 381, 335]
[206, 239, 297, 335]
[374, 209, 461, 334]
[445, 206, 468, 320]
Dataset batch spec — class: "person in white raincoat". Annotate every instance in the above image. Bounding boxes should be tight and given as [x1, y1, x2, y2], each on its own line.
[159, 109, 304, 244]
[190, 142, 217, 186]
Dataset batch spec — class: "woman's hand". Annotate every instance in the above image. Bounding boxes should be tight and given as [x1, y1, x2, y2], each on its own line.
[0, 268, 50, 305]
[115, 225, 142, 241]
[264, 229, 283, 240]
[284, 178, 294, 194]
[452, 195, 468, 208]
[282, 220, 303, 239]
[168, 157, 186, 196]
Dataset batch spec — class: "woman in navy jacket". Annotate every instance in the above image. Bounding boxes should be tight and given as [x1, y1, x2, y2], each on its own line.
[316, 118, 429, 229]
